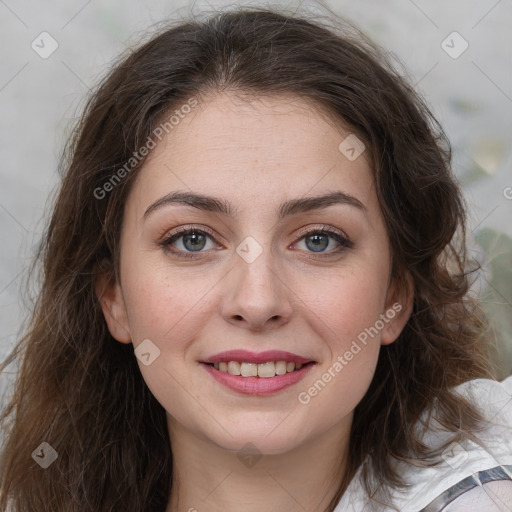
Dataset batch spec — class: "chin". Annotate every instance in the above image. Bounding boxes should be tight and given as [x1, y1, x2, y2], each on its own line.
[206, 421, 310, 455]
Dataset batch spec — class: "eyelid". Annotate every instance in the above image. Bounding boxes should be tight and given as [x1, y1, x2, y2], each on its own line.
[294, 224, 352, 246]
[159, 224, 219, 244]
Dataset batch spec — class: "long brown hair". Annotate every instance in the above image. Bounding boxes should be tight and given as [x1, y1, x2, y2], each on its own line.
[0, 5, 498, 511]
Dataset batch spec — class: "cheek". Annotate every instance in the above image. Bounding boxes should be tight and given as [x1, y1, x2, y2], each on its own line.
[293, 265, 386, 402]
[296, 343, 379, 436]
[295, 271, 385, 418]
[297, 264, 388, 343]
[121, 253, 221, 340]
[120, 269, 215, 406]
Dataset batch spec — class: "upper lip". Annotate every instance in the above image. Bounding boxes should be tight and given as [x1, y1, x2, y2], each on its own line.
[200, 350, 315, 365]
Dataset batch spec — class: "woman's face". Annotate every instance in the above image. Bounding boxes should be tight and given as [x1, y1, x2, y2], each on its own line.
[99, 92, 411, 454]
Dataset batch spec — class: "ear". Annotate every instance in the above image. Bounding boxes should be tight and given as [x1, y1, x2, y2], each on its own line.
[380, 271, 414, 346]
[95, 263, 132, 344]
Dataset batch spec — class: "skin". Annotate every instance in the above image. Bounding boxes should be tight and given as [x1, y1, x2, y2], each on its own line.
[98, 91, 413, 512]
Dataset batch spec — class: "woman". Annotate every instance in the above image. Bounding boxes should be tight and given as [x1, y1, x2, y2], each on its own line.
[1, 5, 511, 511]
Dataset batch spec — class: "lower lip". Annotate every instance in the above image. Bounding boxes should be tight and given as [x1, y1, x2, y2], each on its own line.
[201, 362, 315, 395]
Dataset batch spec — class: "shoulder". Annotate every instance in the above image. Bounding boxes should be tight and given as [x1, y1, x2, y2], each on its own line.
[402, 376, 512, 511]
[334, 377, 512, 512]
[442, 480, 512, 511]
[452, 375, 512, 412]
[420, 465, 512, 511]
[401, 376, 512, 511]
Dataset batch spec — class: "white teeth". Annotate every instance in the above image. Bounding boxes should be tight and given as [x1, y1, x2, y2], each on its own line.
[258, 362, 275, 378]
[275, 361, 287, 375]
[240, 362, 258, 377]
[227, 361, 241, 375]
[212, 360, 308, 377]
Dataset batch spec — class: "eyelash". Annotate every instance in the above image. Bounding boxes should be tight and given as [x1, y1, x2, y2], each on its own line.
[159, 225, 353, 260]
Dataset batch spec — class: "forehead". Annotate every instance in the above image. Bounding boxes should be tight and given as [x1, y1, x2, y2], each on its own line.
[155, 90, 357, 159]
[127, 91, 376, 219]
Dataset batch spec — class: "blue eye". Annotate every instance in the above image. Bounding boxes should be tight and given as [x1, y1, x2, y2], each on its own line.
[295, 229, 352, 253]
[159, 227, 217, 259]
[159, 226, 353, 259]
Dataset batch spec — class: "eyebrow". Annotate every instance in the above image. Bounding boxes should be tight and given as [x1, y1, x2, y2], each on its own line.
[142, 190, 366, 222]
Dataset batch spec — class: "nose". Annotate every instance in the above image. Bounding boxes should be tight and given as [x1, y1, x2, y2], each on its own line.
[220, 238, 293, 332]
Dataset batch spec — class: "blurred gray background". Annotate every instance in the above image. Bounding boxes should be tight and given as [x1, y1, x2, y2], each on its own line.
[1, 0, 511, 403]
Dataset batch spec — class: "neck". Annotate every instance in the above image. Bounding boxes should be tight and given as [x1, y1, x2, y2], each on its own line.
[165, 414, 352, 512]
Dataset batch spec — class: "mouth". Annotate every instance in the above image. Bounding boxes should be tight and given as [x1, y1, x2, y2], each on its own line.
[199, 350, 317, 395]
[199, 350, 317, 394]
[201, 360, 316, 378]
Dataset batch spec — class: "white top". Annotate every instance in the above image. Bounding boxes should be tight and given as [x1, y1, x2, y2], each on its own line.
[334, 376, 512, 511]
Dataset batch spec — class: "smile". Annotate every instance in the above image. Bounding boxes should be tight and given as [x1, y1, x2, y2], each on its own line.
[201, 361, 316, 395]
[207, 360, 308, 377]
